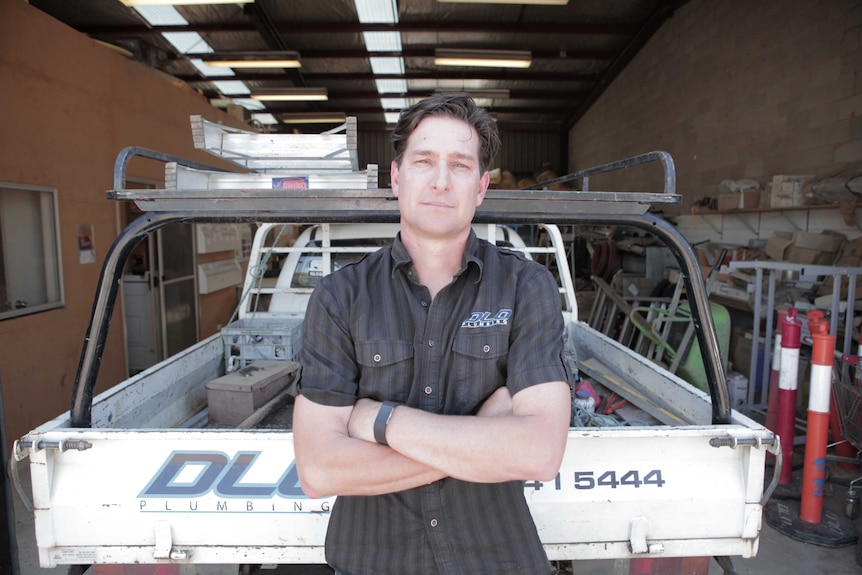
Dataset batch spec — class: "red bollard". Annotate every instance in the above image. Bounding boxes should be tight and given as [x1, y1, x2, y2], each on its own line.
[765, 309, 788, 435]
[776, 308, 801, 485]
[800, 319, 835, 523]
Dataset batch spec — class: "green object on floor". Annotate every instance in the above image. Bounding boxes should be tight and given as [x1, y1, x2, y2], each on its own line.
[674, 302, 731, 393]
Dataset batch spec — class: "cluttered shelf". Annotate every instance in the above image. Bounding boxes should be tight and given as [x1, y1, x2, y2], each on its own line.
[691, 202, 856, 216]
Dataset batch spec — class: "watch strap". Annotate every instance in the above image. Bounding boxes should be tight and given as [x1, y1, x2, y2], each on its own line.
[373, 401, 398, 446]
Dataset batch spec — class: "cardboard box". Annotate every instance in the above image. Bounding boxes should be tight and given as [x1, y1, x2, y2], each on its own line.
[770, 174, 814, 208]
[765, 233, 793, 261]
[740, 188, 761, 209]
[717, 192, 740, 211]
[206, 360, 300, 426]
[764, 231, 844, 265]
[818, 237, 862, 298]
[792, 230, 845, 253]
[786, 246, 831, 265]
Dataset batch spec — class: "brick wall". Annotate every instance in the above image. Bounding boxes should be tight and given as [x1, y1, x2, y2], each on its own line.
[568, 0, 862, 215]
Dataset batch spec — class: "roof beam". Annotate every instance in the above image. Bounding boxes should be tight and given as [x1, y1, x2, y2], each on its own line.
[180, 71, 600, 83]
[178, 47, 617, 62]
[326, 90, 589, 101]
[262, 105, 574, 115]
[77, 21, 636, 37]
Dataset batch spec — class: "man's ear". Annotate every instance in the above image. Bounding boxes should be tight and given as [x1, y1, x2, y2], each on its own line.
[390, 160, 400, 197]
[476, 170, 491, 206]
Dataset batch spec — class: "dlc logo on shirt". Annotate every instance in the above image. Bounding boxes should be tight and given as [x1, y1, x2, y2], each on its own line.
[461, 309, 512, 328]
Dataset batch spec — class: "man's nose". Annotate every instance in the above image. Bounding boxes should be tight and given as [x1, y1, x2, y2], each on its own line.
[432, 165, 451, 190]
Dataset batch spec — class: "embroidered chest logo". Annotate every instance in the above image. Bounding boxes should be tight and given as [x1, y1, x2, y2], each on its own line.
[461, 309, 512, 328]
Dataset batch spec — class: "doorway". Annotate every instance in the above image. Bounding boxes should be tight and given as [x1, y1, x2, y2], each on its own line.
[121, 190, 199, 375]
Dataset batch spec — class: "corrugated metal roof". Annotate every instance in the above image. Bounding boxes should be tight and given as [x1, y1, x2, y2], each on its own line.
[30, 0, 687, 133]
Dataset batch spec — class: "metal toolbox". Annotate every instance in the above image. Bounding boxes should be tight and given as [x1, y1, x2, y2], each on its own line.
[206, 360, 299, 426]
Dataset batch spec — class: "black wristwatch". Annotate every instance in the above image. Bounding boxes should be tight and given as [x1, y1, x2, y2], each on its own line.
[373, 401, 398, 446]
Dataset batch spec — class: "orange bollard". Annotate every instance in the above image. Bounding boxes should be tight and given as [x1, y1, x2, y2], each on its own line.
[776, 308, 801, 485]
[800, 319, 835, 523]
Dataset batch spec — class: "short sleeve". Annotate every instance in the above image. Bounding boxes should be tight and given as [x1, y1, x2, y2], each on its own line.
[296, 279, 359, 407]
[505, 264, 571, 393]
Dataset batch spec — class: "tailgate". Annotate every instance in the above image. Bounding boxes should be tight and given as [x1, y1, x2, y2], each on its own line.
[17, 425, 775, 566]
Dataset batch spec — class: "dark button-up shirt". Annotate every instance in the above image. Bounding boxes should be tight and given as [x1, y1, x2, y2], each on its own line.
[298, 230, 569, 575]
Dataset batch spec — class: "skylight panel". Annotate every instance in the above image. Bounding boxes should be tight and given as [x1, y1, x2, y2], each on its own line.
[212, 81, 251, 96]
[354, 0, 398, 23]
[161, 32, 213, 55]
[190, 59, 235, 78]
[363, 32, 402, 52]
[233, 98, 266, 110]
[380, 97, 408, 109]
[252, 113, 279, 125]
[133, 6, 187, 26]
[375, 78, 408, 93]
[370, 57, 404, 75]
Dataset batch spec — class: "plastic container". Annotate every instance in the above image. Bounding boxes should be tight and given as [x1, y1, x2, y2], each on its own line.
[574, 389, 596, 413]
[221, 317, 303, 372]
[575, 379, 601, 406]
[726, 371, 749, 407]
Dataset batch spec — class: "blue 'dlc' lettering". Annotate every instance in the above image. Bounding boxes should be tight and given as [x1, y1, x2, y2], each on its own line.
[140, 450, 308, 499]
[140, 451, 229, 498]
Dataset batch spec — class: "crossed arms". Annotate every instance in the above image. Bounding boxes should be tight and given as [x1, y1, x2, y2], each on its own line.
[293, 380, 571, 499]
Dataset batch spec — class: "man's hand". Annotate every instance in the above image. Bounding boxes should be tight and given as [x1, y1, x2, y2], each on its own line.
[477, 386, 513, 417]
[347, 397, 382, 443]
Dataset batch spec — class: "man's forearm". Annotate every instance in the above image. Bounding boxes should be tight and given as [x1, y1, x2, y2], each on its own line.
[293, 395, 446, 498]
[349, 382, 571, 484]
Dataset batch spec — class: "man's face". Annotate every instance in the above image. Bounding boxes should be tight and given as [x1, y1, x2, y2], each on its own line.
[391, 115, 490, 241]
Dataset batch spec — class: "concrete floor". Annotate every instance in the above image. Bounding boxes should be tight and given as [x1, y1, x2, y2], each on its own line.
[11, 461, 862, 575]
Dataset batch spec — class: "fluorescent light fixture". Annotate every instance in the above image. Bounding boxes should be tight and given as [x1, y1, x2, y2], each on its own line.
[121, 0, 255, 6]
[434, 88, 510, 99]
[384, 112, 401, 124]
[280, 113, 347, 125]
[202, 51, 301, 69]
[434, 49, 532, 69]
[437, 0, 567, 4]
[251, 88, 328, 102]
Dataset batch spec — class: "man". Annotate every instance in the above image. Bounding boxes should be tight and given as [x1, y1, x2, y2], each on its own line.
[293, 93, 572, 575]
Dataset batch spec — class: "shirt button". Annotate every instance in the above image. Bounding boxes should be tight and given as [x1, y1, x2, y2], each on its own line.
[428, 340, 435, 347]
[424, 386, 432, 394]
[373, 354, 382, 363]
[421, 301, 428, 307]
[430, 519, 438, 527]
[483, 344, 491, 353]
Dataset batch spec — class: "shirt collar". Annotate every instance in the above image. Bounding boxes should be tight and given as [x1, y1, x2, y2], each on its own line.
[391, 229, 484, 283]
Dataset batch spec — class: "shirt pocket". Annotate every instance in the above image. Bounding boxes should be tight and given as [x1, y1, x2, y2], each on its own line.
[451, 331, 509, 411]
[354, 339, 414, 403]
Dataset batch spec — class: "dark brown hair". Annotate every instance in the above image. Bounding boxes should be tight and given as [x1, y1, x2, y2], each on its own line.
[390, 93, 500, 173]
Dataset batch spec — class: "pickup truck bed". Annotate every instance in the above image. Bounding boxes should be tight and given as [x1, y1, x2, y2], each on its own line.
[13, 142, 778, 570]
